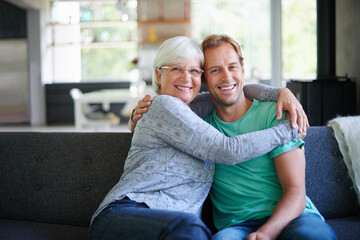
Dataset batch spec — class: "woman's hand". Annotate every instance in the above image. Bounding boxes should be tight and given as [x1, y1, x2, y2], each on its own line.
[277, 88, 309, 133]
[128, 95, 153, 132]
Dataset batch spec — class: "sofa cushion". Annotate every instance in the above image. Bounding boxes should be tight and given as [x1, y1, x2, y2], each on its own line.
[0, 219, 88, 240]
[326, 216, 360, 240]
[303, 127, 360, 219]
[0, 132, 132, 227]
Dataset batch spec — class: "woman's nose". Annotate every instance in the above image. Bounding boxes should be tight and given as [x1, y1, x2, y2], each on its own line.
[183, 70, 192, 81]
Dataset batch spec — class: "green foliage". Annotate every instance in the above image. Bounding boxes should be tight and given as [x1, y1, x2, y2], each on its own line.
[192, 0, 271, 79]
[102, 4, 122, 21]
[282, 0, 317, 78]
[78, 2, 137, 81]
[75, 0, 316, 82]
[81, 46, 137, 81]
[192, 0, 317, 81]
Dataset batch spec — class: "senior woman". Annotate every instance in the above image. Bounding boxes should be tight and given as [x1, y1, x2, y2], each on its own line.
[89, 36, 304, 240]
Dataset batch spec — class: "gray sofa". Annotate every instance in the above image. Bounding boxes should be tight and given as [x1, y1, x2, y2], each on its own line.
[0, 127, 359, 240]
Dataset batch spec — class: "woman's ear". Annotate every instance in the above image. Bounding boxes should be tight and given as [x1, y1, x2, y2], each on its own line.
[156, 68, 162, 88]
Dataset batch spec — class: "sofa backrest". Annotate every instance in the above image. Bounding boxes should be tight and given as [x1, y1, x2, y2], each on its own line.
[0, 132, 132, 227]
[303, 126, 360, 219]
[0, 127, 359, 228]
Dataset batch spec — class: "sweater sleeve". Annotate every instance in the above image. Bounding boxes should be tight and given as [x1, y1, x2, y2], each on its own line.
[189, 92, 214, 118]
[143, 95, 298, 165]
[243, 83, 282, 101]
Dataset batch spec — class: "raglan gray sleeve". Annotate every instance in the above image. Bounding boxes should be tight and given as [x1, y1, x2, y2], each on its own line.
[243, 83, 282, 102]
[152, 95, 298, 165]
[189, 92, 214, 118]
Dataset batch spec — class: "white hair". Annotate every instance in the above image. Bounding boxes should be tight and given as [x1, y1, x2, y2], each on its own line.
[152, 36, 204, 93]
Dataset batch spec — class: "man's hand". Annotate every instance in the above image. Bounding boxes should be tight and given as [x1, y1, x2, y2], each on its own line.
[128, 95, 153, 132]
[277, 88, 309, 133]
[247, 230, 273, 240]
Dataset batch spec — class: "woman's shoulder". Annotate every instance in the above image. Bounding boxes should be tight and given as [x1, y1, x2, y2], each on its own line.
[153, 95, 189, 109]
[154, 95, 184, 104]
[137, 94, 202, 134]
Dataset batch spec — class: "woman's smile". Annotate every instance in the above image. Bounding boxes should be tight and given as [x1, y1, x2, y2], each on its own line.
[176, 85, 193, 91]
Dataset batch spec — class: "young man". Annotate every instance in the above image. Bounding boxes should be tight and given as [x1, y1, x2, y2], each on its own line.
[201, 34, 336, 240]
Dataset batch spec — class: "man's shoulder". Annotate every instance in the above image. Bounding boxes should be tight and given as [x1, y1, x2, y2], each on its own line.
[253, 99, 277, 107]
[251, 99, 277, 115]
[203, 110, 216, 123]
[246, 99, 278, 128]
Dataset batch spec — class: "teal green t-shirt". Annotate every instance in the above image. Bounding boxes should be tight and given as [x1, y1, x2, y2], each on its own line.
[204, 99, 322, 231]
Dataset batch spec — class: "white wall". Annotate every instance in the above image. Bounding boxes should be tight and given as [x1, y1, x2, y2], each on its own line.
[2, 0, 50, 125]
[28, 9, 47, 126]
[5, 0, 47, 10]
[0, 39, 29, 123]
[336, 0, 360, 114]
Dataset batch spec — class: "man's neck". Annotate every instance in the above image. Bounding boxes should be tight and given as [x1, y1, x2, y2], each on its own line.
[214, 97, 253, 123]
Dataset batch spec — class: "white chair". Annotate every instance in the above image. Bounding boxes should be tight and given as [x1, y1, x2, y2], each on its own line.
[70, 88, 120, 131]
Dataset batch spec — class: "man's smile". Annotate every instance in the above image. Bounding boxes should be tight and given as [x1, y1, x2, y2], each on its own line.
[218, 84, 236, 91]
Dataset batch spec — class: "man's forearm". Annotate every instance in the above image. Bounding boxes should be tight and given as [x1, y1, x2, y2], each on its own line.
[257, 147, 306, 239]
[257, 187, 306, 239]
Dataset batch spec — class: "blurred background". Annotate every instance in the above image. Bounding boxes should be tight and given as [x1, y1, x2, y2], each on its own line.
[0, 0, 358, 130]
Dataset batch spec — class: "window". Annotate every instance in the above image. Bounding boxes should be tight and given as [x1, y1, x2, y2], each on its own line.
[46, 0, 317, 86]
[47, 0, 137, 83]
[282, 0, 317, 81]
[192, 0, 271, 84]
[192, 0, 317, 85]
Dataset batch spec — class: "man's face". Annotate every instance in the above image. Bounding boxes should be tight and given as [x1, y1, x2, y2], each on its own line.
[203, 42, 245, 107]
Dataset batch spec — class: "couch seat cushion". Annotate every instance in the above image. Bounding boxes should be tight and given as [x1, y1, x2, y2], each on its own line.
[0, 219, 88, 240]
[326, 216, 360, 240]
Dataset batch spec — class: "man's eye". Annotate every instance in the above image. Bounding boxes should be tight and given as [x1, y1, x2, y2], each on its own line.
[229, 66, 239, 71]
[210, 68, 220, 73]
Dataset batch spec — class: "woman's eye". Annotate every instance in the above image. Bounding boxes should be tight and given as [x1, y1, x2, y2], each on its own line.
[171, 67, 182, 72]
[190, 69, 200, 74]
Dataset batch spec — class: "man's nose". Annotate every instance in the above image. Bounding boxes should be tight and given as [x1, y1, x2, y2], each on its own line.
[222, 69, 232, 80]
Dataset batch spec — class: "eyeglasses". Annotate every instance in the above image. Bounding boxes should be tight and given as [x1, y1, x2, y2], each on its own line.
[158, 65, 204, 77]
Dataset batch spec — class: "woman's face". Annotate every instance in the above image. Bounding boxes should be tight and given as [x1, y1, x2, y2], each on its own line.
[156, 58, 203, 105]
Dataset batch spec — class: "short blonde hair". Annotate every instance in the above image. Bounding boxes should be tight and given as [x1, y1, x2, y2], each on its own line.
[201, 34, 244, 66]
[152, 36, 204, 93]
